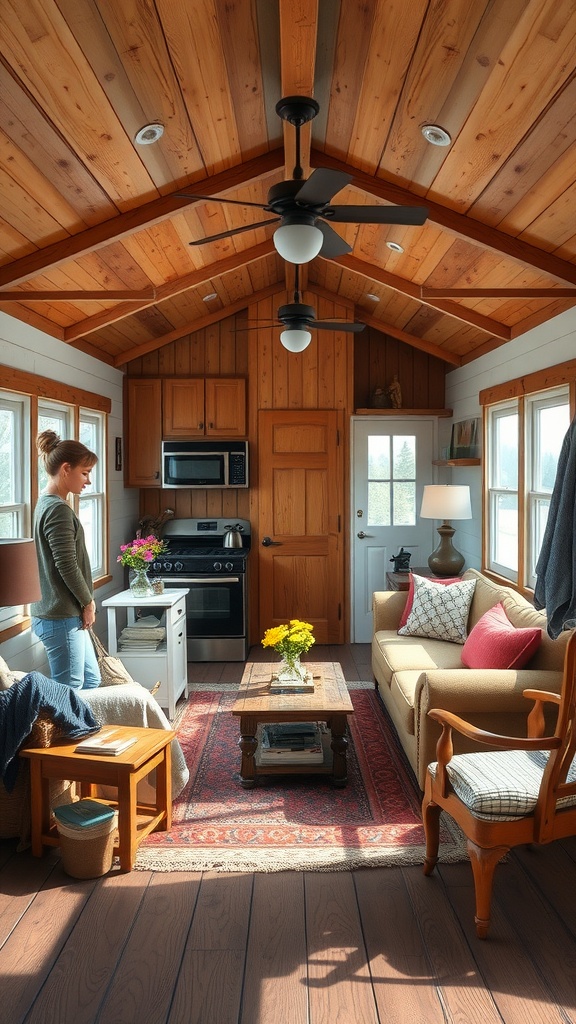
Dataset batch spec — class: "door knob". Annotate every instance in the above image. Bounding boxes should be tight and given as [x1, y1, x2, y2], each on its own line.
[262, 536, 280, 546]
[357, 530, 368, 539]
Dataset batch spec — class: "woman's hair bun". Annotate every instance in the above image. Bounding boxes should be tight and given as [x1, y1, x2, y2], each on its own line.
[37, 429, 61, 456]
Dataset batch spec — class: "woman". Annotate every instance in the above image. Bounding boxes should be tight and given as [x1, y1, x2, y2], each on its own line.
[31, 430, 101, 689]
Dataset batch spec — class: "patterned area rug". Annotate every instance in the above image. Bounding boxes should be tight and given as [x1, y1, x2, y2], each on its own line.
[135, 686, 466, 872]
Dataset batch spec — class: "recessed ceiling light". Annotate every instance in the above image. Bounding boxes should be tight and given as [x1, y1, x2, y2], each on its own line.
[134, 123, 164, 145]
[202, 292, 218, 302]
[421, 123, 452, 147]
[386, 241, 404, 254]
[366, 293, 380, 302]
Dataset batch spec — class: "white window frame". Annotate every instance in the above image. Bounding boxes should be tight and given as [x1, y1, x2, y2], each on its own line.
[79, 409, 107, 580]
[485, 385, 570, 591]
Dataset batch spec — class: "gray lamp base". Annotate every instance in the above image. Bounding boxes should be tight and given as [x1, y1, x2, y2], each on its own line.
[427, 522, 465, 577]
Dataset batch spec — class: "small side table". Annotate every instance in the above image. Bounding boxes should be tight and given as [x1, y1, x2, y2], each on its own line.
[385, 567, 439, 591]
[20, 726, 175, 872]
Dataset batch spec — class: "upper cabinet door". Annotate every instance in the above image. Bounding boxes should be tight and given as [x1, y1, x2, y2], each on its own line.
[205, 378, 246, 436]
[125, 379, 162, 487]
[163, 379, 205, 437]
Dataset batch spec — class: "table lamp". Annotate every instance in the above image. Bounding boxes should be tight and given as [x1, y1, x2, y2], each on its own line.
[419, 485, 472, 576]
[0, 538, 42, 606]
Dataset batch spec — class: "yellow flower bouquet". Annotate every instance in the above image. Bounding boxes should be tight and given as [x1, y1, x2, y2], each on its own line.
[261, 619, 315, 680]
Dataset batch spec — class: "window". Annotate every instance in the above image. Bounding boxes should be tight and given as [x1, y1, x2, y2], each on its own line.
[0, 370, 111, 640]
[367, 434, 416, 526]
[79, 410, 106, 579]
[485, 384, 570, 590]
[0, 394, 28, 539]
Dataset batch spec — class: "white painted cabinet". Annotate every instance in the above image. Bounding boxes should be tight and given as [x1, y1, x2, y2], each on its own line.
[102, 588, 189, 720]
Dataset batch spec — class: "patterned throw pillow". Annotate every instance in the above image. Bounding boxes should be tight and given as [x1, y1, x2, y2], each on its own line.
[398, 574, 476, 644]
[398, 573, 462, 629]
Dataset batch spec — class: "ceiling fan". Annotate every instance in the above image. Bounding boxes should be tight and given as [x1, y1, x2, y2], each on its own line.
[177, 96, 428, 264]
[239, 265, 366, 351]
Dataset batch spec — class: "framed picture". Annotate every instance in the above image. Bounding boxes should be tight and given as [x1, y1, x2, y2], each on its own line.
[450, 418, 480, 459]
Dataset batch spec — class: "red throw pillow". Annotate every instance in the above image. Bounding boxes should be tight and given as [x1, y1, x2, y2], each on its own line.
[398, 573, 462, 629]
[461, 602, 542, 669]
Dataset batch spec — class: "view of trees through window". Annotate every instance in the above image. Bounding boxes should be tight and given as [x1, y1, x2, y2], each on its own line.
[367, 434, 416, 525]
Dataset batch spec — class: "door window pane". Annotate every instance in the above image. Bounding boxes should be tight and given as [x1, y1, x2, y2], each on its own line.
[367, 434, 416, 526]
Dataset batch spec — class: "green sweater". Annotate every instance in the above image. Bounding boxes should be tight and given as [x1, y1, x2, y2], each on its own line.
[31, 494, 94, 619]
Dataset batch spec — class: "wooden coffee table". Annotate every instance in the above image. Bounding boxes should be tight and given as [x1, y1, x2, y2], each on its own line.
[231, 661, 354, 788]
[20, 726, 175, 872]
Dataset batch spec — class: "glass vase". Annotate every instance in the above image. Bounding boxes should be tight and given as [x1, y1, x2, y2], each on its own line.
[277, 654, 307, 684]
[129, 567, 154, 598]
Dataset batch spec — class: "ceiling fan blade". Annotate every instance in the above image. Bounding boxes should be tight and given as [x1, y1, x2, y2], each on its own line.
[175, 192, 267, 210]
[317, 221, 353, 259]
[324, 205, 428, 225]
[189, 216, 279, 246]
[295, 168, 353, 205]
[314, 320, 366, 332]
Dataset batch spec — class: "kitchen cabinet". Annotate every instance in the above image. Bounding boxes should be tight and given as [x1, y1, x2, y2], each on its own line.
[125, 378, 162, 487]
[102, 588, 189, 720]
[163, 377, 246, 437]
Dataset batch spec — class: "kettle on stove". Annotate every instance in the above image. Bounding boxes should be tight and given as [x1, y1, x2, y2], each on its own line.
[223, 524, 244, 548]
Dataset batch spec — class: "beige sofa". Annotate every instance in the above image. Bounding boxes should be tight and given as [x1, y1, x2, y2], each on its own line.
[372, 568, 570, 789]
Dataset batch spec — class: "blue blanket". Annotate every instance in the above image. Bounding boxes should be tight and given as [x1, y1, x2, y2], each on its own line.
[0, 672, 99, 792]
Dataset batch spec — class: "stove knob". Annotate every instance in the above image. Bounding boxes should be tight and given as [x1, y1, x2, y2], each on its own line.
[225, 561, 234, 571]
[213, 561, 222, 571]
[152, 561, 162, 572]
[174, 561, 184, 572]
[163, 562, 172, 571]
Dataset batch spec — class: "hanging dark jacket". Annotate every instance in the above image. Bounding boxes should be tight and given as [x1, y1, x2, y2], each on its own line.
[534, 417, 576, 639]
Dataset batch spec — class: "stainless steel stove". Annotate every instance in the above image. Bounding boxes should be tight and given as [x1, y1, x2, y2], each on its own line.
[150, 517, 251, 662]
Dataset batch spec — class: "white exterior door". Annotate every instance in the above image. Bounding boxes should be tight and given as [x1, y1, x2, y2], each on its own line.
[351, 417, 437, 642]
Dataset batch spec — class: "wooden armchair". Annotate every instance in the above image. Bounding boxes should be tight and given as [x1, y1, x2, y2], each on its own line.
[422, 629, 576, 939]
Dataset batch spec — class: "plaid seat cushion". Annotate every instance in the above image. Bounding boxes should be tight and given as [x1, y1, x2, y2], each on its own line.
[428, 748, 576, 821]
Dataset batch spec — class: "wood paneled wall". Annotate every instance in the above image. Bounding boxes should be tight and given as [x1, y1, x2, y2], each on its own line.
[354, 325, 447, 411]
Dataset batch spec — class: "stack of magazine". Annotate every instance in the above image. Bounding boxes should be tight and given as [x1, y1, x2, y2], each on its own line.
[259, 722, 324, 765]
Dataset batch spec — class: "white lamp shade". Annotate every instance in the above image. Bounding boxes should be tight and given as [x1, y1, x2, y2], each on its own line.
[273, 223, 323, 264]
[420, 484, 472, 521]
[280, 328, 312, 352]
[0, 538, 42, 605]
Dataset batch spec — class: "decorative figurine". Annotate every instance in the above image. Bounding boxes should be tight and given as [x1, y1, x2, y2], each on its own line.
[387, 374, 402, 409]
[390, 548, 411, 572]
[371, 386, 391, 409]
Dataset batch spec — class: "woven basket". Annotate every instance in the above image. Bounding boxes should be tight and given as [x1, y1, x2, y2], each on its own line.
[21, 712, 63, 749]
[56, 810, 118, 879]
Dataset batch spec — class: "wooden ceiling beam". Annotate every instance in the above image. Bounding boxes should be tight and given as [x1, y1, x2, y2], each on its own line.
[0, 150, 283, 290]
[63, 240, 276, 342]
[313, 149, 576, 287]
[109, 283, 283, 368]
[0, 289, 156, 301]
[357, 312, 462, 367]
[279, 0, 319, 178]
[334, 254, 511, 339]
[422, 288, 576, 298]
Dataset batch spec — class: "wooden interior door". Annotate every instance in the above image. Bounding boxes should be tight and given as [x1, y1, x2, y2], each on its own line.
[258, 410, 344, 644]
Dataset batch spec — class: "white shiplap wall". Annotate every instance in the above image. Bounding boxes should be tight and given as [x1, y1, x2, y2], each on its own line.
[443, 307, 576, 572]
[0, 312, 139, 673]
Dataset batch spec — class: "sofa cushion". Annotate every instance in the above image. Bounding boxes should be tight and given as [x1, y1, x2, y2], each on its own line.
[429, 748, 576, 821]
[398, 573, 462, 628]
[398, 575, 476, 644]
[461, 602, 542, 670]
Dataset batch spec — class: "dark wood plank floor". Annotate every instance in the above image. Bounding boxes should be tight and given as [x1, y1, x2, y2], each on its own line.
[3, 645, 576, 1024]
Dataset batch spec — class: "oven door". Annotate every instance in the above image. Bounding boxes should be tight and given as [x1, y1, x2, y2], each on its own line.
[159, 576, 246, 639]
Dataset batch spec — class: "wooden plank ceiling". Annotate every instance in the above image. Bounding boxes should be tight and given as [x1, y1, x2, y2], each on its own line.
[1, 0, 576, 369]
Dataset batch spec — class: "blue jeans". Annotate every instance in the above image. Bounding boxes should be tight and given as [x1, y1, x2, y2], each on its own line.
[31, 616, 101, 690]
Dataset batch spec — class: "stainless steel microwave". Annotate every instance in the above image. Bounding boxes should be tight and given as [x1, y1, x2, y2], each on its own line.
[161, 440, 248, 488]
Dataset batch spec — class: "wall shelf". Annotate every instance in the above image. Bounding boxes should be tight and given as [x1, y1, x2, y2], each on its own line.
[432, 458, 481, 466]
[356, 408, 453, 417]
